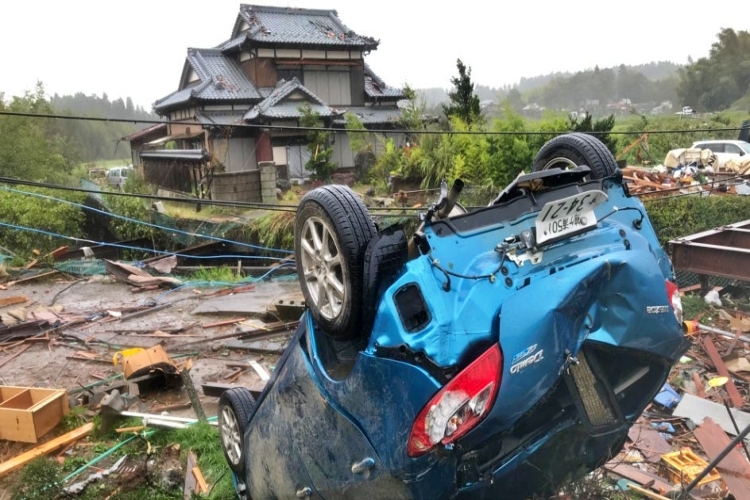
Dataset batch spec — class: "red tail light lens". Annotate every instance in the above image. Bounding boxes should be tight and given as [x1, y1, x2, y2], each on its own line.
[407, 344, 502, 457]
[666, 280, 683, 323]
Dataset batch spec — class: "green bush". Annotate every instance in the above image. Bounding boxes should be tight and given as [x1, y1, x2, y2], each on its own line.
[0, 187, 86, 256]
[644, 195, 750, 246]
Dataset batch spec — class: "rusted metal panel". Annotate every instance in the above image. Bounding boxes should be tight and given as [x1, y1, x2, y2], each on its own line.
[694, 417, 750, 499]
[702, 337, 745, 408]
[670, 220, 750, 280]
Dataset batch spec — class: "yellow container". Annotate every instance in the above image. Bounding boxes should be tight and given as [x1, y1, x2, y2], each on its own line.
[662, 448, 722, 487]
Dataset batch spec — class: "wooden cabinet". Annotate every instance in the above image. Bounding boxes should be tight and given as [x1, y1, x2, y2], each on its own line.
[0, 386, 69, 443]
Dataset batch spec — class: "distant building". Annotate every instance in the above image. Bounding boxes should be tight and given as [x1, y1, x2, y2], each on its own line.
[127, 4, 406, 201]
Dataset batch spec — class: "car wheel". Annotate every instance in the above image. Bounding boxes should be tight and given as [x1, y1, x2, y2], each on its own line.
[219, 388, 255, 475]
[532, 132, 619, 179]
[295, 185, 377, 340]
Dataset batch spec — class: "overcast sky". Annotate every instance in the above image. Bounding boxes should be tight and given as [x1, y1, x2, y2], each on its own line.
[2, 0, 747, 109]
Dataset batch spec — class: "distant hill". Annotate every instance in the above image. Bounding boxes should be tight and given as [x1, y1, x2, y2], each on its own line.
[420, 61, 683, 109]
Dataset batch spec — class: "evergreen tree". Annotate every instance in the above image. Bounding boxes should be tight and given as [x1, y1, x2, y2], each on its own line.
[443, 59, 481, 125]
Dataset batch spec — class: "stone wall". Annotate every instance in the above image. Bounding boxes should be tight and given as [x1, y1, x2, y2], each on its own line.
[212, 170, 261, 202]
[259, 162, 277, 205]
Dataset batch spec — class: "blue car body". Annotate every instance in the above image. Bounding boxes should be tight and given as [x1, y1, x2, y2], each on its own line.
[233, 170, 688, 499]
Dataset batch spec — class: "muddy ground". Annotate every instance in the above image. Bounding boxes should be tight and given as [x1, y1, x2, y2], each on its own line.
[0, 273, 302, 469]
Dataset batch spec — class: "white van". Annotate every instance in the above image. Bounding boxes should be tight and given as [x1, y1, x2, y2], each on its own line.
[106, 166, 134, 189]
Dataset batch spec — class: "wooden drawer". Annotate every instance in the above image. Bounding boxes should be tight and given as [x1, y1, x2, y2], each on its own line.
[0, 386, 69, 443]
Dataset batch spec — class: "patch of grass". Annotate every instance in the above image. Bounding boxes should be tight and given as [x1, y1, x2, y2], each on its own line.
[135, 423, 235, 499]
[9, 457, 62, 499]
[682, 293, 711, 321]
[60, 405, 88, 432]
[187, 266, 241, 283]
[252, 211, 295, 251]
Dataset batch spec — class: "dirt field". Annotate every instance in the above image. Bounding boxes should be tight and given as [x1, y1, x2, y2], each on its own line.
[0, 273, 301, 467]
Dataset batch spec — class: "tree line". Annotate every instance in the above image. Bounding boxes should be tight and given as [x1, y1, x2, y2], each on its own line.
[0, 83, 158, 183]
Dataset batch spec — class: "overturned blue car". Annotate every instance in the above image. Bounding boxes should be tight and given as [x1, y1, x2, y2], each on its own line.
[219, 133, 689, 499]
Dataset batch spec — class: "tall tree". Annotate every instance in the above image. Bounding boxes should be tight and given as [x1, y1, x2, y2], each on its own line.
[443, 59, 481, 125]
[677, 28, 750, 111]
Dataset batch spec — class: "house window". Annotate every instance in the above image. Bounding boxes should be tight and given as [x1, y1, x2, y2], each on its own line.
[303, 69, 351, 106]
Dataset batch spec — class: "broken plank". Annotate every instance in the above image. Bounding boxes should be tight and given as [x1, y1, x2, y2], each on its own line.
[115, 426, 145, 434]
[692, 372, 706, 399]
[603, 462, 678, 496]
[184, 450, 199, 500]
[702, 336, 745, 407]
[0, 296, 28, 308]
[202, 317, 247, 329]
[626, 483, 672, 500]
[0, 344, 31, 369]
[0, 422, 93, 477]
[694, 417, 750, 499]
[192, 465, 209, 494]
[6, 270, 59, 287]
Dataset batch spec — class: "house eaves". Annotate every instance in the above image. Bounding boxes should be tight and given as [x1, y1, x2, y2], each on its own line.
[243, 77, 338, 121]
[140, 149, 211, 161]
[232, 4, 379, 50]
[364, 63, 404, 99]
[154, 48, 262, 114]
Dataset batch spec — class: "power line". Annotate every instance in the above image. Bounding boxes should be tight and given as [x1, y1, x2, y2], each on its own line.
[0, 110, 746, 136]
[0, 176, 426, 212]
[0, 220, 291, 262]
[0, 185, 293, 255]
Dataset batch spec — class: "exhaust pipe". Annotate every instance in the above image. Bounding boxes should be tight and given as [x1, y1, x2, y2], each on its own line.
[437, 179, 465, 219]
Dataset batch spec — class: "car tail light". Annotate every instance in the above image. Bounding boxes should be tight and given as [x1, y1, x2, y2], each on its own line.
[407, 344, 502, 457]
[666, 280, 683, 323]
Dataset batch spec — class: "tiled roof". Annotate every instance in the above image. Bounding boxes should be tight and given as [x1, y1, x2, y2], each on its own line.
[154, 48, 261, 112]
[237, 4, 378, 49]
[123, 122, 168, 142]
[333, 107, 403, 126]
[364, 63, 404, 99]
[244, 78, 338, 121]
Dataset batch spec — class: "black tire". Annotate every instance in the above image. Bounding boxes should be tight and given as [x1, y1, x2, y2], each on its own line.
[294, 185, 377, 340]
[532, 132, 619, 179]
[219, 388, 255, 475]
[362, 226, 408, 336]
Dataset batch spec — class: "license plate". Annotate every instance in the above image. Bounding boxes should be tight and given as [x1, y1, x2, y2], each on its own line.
[535, 190, 608, 245]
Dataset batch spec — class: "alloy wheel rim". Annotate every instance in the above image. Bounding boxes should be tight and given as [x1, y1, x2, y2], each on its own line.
[220, 406, 242, 465]
[299, 216, 345, 320]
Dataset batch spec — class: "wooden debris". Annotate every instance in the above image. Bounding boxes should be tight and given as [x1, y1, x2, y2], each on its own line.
[184, 450, 200, 500]
[692, 372, 706, 398]
[702, 336, 744, 407]
[202, 317, 247, 329]
[115, 425, 145, 434]
[604, 461, 677, 495]
[0, 422, 93, 476]
[0, 295, 28, 308]
[6, 270, 59, 287]
[694, 417, 750, 499]
[0, 344, 31, 369]
[192, 465, 209, 494]
[627, 425, 672, 463]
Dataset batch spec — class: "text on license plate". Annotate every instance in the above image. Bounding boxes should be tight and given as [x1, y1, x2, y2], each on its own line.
[535, 190, 608, 245]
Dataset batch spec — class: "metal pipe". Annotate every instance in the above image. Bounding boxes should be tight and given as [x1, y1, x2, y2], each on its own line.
[437, 179, 465, 219]
[697, 323, 750, 345]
